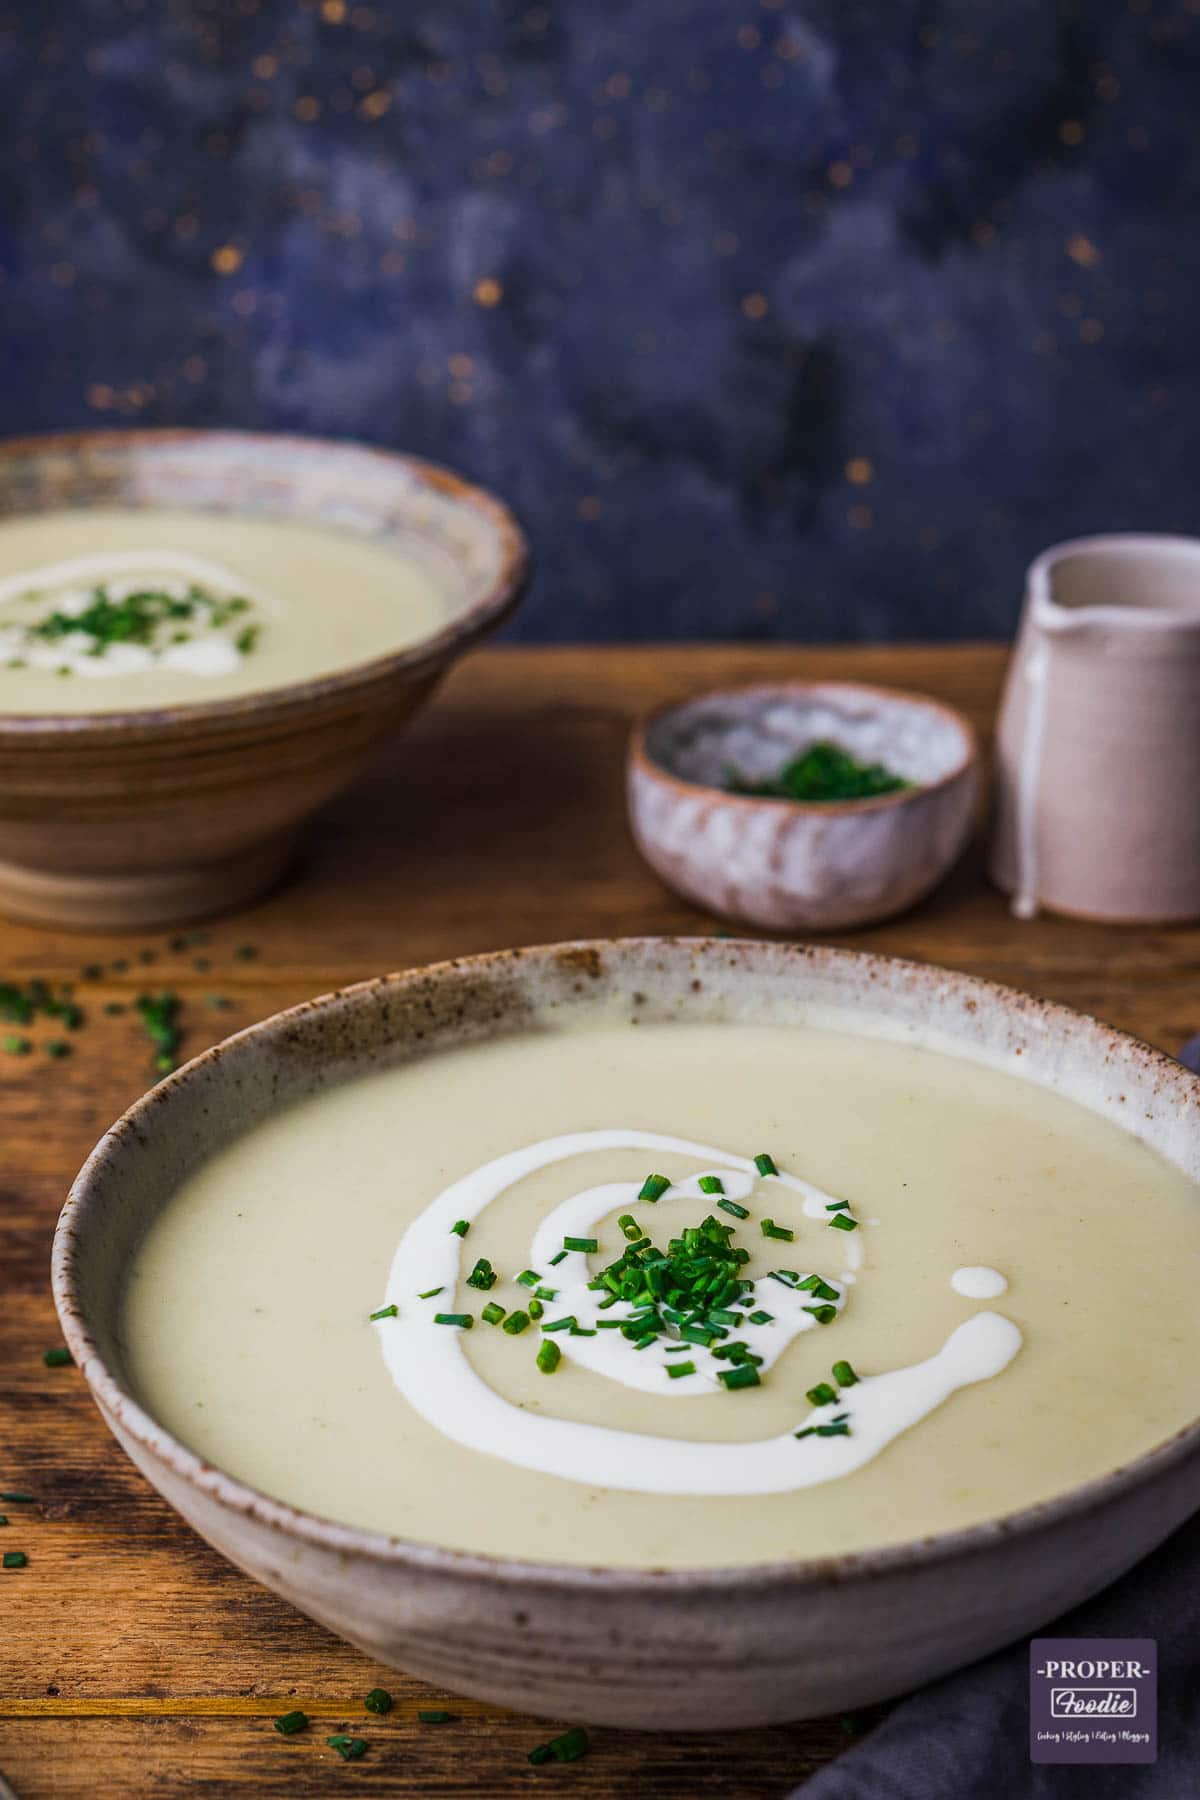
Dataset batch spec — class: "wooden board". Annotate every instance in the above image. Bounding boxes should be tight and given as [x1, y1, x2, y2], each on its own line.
[2, 643, 1196, 1798]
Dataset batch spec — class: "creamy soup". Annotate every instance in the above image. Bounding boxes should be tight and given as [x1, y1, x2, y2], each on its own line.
[0, 508, 449, 714]
[121, 1022, 1200, 1569]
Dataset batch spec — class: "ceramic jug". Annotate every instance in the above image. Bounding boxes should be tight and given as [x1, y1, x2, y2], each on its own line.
[990, 533, 1200, 923]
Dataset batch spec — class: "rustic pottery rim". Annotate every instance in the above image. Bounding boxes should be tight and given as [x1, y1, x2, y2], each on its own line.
[629, 681, 979, 817]
[1027, 530, 1200, 636]
[0, 428, 530, 740]
[52, 936, 1200, 1596]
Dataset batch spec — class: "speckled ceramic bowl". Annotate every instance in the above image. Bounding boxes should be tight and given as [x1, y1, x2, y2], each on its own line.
[0, 430, 528, 930]
[52, 938, 1200, 1730]
[628, 683, 978, 931]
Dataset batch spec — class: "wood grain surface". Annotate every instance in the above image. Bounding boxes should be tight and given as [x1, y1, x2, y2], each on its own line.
[3, 644, 1196, 1799]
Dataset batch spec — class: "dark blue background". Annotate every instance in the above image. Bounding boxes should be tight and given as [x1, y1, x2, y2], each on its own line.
[1, 1, 1197, 641]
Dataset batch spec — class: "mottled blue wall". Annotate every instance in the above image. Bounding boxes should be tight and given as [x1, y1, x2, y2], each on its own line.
[1, 1, 1198, 641]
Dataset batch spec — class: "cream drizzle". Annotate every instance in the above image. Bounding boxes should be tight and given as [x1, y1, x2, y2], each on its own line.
[376, 1132, 1023, 1496]
[951, 1265, 1008, 1299]
[0, 549, 278, 681]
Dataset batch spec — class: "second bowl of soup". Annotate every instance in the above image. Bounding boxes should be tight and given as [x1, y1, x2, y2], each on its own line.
[0, 429, 527, 928]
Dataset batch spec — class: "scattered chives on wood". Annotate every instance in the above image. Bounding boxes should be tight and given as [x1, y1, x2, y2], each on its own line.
[563, 1236, 598, 1253]
[548, 1726, 590, 1763]
[0, 1517, 7, 1527]
[717, 1197, 749, 1219]
[3, 1550, 27, 1569]
[502, 1310, 531, 1336]
[760, 1218, 794, 1242]
[326, 1736, 367, 1760]
[3, 1035, 30, 1054]
[832, 1359, 859, 1387]
[536, 1340, 562, 1374]
[528, 1744, 554, 1766]
[0, 1492, 33, 1504]
[363, 1688, 392, 1715]
[638, 1174, 670, 1201]
[433, 1313, 473, 1329]
[754, 1153, 779, 1177]
[418, 1709, 454, 1724]
[273, 1710, 309, 1735]
[369, 1304, 398, 1322]
[450, 1219, 470, 1237]
[42, 1347, 73, 1367]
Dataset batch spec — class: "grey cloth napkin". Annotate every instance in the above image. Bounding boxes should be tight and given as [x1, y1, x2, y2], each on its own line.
[789, 1038, 1200, 1798]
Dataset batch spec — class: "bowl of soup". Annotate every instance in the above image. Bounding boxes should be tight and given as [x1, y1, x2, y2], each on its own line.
[52, 938, 1200, 1728]
[0, 430, 527, 929]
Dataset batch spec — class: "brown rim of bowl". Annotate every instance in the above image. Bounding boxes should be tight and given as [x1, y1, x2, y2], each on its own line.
[0, 428, 530, 739]
[629, 680, 979, 817]
[51, 936, 1200, 1596]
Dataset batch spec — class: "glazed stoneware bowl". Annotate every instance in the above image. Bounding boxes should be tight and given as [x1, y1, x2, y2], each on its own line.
[52, 938, 1200, 1730]
[0, 430, 527, 930]
[628, 682, 978, 931]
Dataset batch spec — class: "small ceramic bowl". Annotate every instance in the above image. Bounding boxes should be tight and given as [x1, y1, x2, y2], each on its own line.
[628, 682, 978, 931]
[53, 938, 1200, 1730]
[0, 430, 528, 930]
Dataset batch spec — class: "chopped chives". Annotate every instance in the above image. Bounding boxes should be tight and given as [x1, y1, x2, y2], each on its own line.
[3, 1035, 30, 1054]
[804, 1304, 838, 1325]
[364, 1688, 393, 1714]
[717, 1197, 750, 1220]
[570, 1326, 597, 1337]
[0, 1517, 6, 1527]
[548, 1726, 590, 1763]
[549, 1250, 567, 1266]
[748, 1310, 774, 1325]
[528, 1744, 554, 1766]
[718, 1364, 760, 1390]
[369, 1304, 398, 1321]
[326, 1736, 367, 1760]
[42, 1347, 73, 1367]
[481, 1302, 506, 1325]
[816, 1420, 851, 1437]
[273, 1710, 309, 1735]
[417, 1286, 444, 1300]
[595, 1317, 622, 1329]
[433, 1312, 473, 1328]
[45, 1039, 71, 1059]
[698, 1175, 724, 1195]
[826, 1199, 850, 1211]
[465, 1257, 497, 1291]
[761, 1218, 794, 1242]
[0, 1493, 33, 1504]
[502, 1309, 531, 1335]
[516, 1269, 541, 1288]
[832, 1359, 859, 1387]
[829, 1213, 858, 1232]
[618, 1213, 641, 1239]
[534, 1286, 558, 1301]
[806, 1382, 838, 1407]
[528, 1298, 544, 1320]
[563, 1236, 598, 1253]
[666, 1359, 696, 1379]
[536, 1340, 561, 1374]
[754, 1153, 779, 1177]
[418, 1709, 454, 1723]
[541, 1316, 576, 1333]
[3, 1550, 27, 1569]
[638, 1174, 670, 1201]
[450, 1219, 469, 1237]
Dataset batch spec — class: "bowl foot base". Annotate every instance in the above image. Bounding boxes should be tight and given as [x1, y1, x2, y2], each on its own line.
[0, 832, 297, 931]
